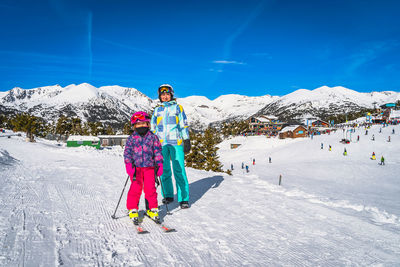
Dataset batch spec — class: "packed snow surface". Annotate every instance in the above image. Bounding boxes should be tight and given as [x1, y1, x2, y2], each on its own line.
[1, 124, 400, 266]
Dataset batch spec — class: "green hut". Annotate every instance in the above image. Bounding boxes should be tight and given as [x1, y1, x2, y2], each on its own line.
[66, 135, 100, 149]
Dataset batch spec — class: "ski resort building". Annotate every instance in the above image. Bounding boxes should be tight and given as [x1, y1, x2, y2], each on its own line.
[66, 136, 100, 149]
[230, 143, 241, 149]
[389, 110, 400, 124]
[247, 115, 286, 136]
[308, 120, 336, 135]
[45, 133, 68, 142]
[98, 135, 129, 147]
[311, 120, 330, 128]
[279, 125, 308, 139]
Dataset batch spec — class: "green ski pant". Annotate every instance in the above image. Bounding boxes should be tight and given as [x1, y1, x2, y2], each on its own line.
[161, 144, 189, 202]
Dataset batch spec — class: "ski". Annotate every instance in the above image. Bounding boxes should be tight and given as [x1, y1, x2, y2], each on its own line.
[144, 213, 176, 233]
[159, 224, 176, 233]
[132, 217, 149, 234]
[135, 224, 149, 234]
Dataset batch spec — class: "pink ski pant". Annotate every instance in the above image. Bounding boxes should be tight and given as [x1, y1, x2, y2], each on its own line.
[126, 167, 158, 210]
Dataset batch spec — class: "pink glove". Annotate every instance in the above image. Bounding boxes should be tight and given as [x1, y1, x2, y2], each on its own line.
[125, 163, 135, 179]
[156, 163, 163, 177]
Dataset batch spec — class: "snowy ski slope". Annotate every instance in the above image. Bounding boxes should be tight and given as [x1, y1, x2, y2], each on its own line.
[0, 124, 399, 266]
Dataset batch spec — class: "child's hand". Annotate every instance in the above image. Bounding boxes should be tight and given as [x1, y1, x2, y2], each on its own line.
[125, 162, 135, 179]
[156, 163, 163, 177]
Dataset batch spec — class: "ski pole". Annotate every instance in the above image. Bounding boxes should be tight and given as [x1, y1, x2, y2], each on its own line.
[111, 175, 130, 219]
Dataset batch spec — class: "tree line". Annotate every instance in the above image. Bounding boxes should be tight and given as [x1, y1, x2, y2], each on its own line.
[0, 113, 134, 142]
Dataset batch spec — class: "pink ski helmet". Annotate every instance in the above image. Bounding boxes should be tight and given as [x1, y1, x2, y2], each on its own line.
[131, 111, 151, 125]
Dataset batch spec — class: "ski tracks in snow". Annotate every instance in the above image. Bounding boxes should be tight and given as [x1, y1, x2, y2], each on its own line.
[1, 137, 400, 266]
[231, 173, 400, 265]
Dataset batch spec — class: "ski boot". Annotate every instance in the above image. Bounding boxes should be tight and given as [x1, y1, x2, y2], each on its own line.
[180, 201, 189, 209]
[146, 208, 161, 224]
[128, 209, 139, 225]
[162, 197, 174, 204]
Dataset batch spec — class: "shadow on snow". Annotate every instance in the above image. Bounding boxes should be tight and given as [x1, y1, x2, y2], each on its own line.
[158, 175, 224, 218]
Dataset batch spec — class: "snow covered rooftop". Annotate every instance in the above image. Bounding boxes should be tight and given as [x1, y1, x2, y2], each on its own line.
[251, 115, 279, 123]
[263, 115, 278, 120]
[280, 125, 303, 132]
[254, 116, 271, 123]
[67, 135, 100, 142]
[97, 135, 129, 138]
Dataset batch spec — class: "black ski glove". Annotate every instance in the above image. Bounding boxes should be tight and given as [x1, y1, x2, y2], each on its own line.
[154, 165, 160, 187]
[183, 139, 191, 154]
[131, 164, 136, 181]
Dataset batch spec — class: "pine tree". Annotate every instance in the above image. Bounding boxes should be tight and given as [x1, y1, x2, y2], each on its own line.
[122, 122, 133, 135]
[11, 113, 47, 142]
[221, 120, 249, 137]
[82, 122, 91, 135]
[203, 128, 223, 172]
[88, 121, 104, 136]
[55, 116, 72, 135]
[106, 125, 115, 135]
[0, 115, 8, 128]
[185, 127, 224, 172]
[70, 117, 83, 135]
[185, 131, 206, 170]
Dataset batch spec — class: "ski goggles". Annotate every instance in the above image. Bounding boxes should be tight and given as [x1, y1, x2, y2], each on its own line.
[131, 113, 150, 124]
[133, 113, 150, 121]
[159, 86, 172, 94]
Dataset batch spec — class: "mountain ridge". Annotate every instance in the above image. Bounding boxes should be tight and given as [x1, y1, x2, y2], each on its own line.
[1, 83, 399, 129]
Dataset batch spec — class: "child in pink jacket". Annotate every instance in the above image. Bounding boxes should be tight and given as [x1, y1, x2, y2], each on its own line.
[123, 111, 163, 224]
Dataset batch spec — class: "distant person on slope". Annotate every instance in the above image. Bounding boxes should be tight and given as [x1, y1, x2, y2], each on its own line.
[123, 111, 164, 224]
[151, 84, 191, 209]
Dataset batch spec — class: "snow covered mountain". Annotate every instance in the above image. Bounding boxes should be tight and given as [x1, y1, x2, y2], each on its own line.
[1, 83, 399, 129]
[0, 83, 153, 128]
[177, 94, 278, 128]
[257, 86, 400, 122]
[0, 83, 278, 129]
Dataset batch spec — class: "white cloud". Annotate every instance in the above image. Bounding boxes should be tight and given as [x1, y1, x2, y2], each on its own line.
[213, 60, 246, 65]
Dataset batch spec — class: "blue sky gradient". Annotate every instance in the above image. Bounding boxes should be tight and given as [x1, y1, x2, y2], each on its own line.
[1, 0, 399, 99]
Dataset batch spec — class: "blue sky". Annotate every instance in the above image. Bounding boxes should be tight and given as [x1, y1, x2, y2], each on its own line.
[1, 0, 399, 99]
